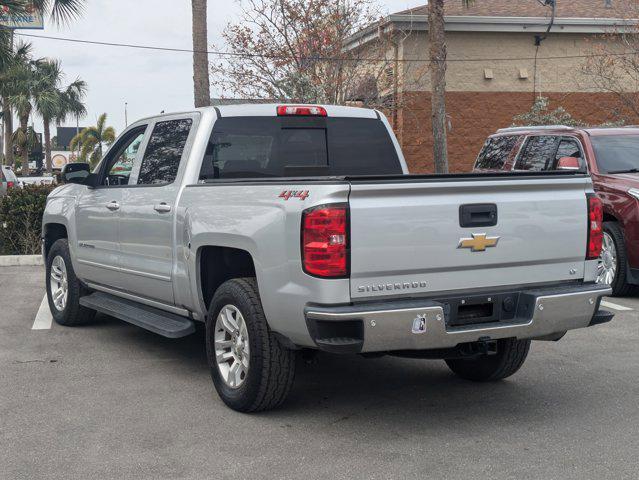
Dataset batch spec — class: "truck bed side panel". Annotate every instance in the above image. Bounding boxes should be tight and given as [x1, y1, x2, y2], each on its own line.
[176, 182, 350, 346]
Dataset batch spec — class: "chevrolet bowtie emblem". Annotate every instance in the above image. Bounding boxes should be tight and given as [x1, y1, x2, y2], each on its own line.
[458, 233, 500, 252]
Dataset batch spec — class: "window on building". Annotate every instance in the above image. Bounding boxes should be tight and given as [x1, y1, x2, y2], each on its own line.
[474, 135, 519, 170]
[137, 119, 193, 185]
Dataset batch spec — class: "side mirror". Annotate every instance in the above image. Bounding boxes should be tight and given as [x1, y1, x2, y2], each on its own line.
[557, 157, 585, 172]
[61, 163, 92, 185]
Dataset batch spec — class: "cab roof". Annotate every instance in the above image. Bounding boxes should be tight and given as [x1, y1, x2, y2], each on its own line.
[202, 103, 379, 119]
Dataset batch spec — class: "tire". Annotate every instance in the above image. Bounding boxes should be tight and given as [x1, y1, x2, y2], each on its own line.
[445, 338, 531, 382]
[46, 238, 95, 326]
[205, 278, 296, 412]
[599, 222, 633, 297]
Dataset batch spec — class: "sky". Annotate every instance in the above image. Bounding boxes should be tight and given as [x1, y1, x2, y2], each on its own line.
[17, 0, 424, 136]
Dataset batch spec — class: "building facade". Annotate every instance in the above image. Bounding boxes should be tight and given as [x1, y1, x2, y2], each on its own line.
[347, 0, 639, 173]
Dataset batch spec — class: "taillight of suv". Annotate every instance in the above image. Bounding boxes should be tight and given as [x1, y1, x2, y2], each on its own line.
[587, 194, 603, 260]
[301, 204, 349, 278]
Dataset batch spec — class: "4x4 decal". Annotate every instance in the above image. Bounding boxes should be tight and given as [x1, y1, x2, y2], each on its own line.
[279, 190, 310, 201]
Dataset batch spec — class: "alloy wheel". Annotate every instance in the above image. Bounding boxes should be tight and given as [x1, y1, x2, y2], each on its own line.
[49, 255, 69, 311]
[214, 305, 250, 388]
[597, 231, 617, 286]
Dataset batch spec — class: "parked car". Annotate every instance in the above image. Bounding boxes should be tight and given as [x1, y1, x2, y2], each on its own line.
[19, 176, 56, 187]
[43, 106, 612, 412]
[1, 166, 19, 196]
[474, 125, 639, 296]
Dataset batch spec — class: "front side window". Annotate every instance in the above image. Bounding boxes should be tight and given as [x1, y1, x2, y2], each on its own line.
[101, 127, 146, 186]
[554, 138, 585, 170]
[475, 135, 519, 170]
[591, 135, 639, 174]
[137, 119, 193, 185]
[516, 136, 560, 171]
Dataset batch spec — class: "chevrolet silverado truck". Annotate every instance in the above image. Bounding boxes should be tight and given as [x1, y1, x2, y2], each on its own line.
[43, 104, 613, 412]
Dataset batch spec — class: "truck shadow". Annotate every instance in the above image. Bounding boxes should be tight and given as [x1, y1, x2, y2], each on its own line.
[90, 313, 594, 430]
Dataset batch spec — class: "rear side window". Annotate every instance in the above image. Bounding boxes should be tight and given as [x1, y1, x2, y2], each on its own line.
[137, 119, 193, 185]
[200, 117, 402, 179]
[516, 136, 560, 171]
[0, 169, 4, 182]
[475, 136, 518, 170]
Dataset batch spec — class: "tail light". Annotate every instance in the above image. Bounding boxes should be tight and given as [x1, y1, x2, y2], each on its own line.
[6, 181, 14, 190]
[587, 194, 603, 260]
[277, 105, 327, 117]
[302, 204, 348, 278]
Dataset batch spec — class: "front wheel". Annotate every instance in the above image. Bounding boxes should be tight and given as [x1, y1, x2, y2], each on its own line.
[597, 222, 633, 297]
[46, 239, 95, 326]
[445, 338, 531, 382]
[205, 278, 296, 412]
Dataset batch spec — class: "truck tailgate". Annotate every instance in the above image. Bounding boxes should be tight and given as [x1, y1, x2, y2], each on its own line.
[348, 175, 590, 299]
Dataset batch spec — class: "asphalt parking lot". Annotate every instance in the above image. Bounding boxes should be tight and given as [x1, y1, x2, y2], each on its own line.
[1, 266, 638, 480]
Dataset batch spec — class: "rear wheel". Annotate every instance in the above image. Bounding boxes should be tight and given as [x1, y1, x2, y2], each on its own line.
[206, 278, 296, 412]
[597, 222, 633, 297]
[445, 338, 530, 382]
[46, 239, 95, 326]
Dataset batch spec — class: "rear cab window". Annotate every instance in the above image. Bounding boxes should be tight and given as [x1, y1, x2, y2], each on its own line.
[199, 116, 402, 180]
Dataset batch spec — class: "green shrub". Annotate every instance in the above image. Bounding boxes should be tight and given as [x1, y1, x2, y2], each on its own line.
[0, 184, 57, 255]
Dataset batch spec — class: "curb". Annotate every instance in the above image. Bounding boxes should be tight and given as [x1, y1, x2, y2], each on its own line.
[0, 255, 44, 267]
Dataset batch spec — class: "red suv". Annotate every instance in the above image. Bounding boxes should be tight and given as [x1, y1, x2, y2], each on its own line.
[474, 125, 639, 296]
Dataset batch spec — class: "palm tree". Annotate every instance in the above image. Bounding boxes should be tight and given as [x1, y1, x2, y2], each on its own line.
[32, 59, 87, 172]
[69, 113, 116, 167]
[191, 0, 210, 108]
[0, 41, 31, 167]
[429, 0, 474, 174]
[1, 0, 85, 164]
[6, 55, 41, 175]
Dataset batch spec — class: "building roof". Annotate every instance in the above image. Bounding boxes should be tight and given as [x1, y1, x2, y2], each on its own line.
[345, 0, 638, 50]
[399, 0, 638, 20]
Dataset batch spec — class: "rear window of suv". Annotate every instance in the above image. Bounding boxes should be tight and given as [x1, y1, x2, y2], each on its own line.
[199, 116, 402, 179]
[475, 135, 518, 170]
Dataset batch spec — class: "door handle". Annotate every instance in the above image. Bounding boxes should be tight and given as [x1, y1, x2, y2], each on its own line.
[106, 201, 120, 211]
[154, 203, 172, 213]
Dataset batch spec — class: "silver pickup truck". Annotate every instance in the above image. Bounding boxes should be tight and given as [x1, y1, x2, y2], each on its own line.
[43, 104, 613, 412]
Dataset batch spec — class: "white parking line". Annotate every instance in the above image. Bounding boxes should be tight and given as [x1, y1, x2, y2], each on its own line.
[32, 295, 53, 330]
[601, 300, 633, 312]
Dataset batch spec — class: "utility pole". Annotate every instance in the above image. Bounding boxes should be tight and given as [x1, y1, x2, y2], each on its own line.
[125, 102, 128, 127]
[75, 115, 80, 161]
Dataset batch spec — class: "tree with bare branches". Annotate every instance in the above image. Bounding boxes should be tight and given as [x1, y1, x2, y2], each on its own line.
[583, 27, 639, 123]
[212, 0, 407, 111]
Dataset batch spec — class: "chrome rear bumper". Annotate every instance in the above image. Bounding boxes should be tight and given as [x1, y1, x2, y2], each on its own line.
[305, 284, 613, 353]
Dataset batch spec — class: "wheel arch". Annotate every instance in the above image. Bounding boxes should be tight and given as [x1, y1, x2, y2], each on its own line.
[603, 212, 619, 224]
[43, 223, 68, 259]
[197, 245, 258, 311]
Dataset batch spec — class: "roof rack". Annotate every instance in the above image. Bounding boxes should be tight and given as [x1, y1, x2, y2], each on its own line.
[496, 125, 576, 133]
